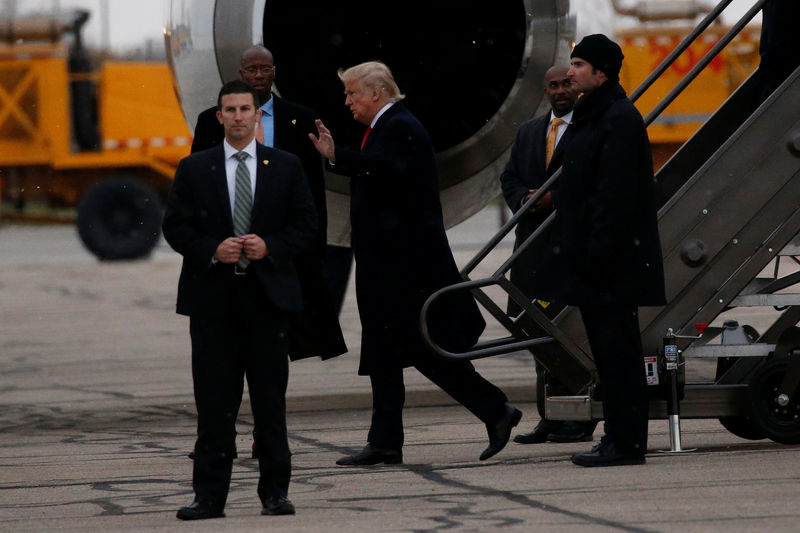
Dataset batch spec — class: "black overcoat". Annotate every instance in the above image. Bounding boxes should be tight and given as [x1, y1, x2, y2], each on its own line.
[330, 103, 485, 375]
[529, 81, 666, 306]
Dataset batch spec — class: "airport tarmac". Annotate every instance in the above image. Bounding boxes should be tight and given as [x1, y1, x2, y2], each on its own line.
[1, 208, 800, 532]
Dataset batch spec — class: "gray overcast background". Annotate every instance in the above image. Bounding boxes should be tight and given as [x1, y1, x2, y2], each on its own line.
[7, 0, 759, 54]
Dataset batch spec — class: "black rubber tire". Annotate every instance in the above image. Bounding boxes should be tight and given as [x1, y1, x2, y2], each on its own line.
[747, 358, 800, 445]
[715, 325, 767, 440]
[77, 178, 162, 260]
[718, 416, 765, 441]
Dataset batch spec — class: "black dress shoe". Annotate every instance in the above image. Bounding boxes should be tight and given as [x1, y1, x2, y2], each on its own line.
[336, 444, 402, 466]
[548, 421, 597, 443]
[571, 437, 645, 467]
[513, 419, 561, 444]
[261, 495, 296, 515]
[480, 404, 522, 461]
[176, 500, 225, 520]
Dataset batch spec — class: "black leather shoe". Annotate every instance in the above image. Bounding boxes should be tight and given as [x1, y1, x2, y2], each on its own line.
[548, 421, 597, 443]
[480, 405, 522, 461]
[513, 419, 561, 444]
[261, 496, 296, 515]
[176, 500, 225, 520]
[571, 437, 645, 467]
[336, 444, 403, 466]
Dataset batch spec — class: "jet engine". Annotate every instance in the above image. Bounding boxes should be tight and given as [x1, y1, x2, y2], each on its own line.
[165, 0, 574, 245]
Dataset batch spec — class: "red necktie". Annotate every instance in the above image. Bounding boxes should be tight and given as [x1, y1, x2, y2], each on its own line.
[360, 126, 372, 150]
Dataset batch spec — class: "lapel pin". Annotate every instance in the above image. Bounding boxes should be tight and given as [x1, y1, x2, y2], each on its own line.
[263, 160, 270, 166]
[291, 119, 297, 125]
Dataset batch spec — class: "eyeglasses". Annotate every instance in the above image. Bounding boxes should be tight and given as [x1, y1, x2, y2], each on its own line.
[242, 66, 275, 75]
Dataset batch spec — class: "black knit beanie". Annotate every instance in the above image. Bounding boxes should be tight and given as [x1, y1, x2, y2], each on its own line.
[571, 34, 624, 81]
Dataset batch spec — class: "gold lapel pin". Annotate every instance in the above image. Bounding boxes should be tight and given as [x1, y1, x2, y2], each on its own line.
[291, 119, 297, 125]
[263, 160, 269, 166]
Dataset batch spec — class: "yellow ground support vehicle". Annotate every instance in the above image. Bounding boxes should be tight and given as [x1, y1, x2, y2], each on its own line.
[0, 10, 190, 259]
[612, 2, 761, 168]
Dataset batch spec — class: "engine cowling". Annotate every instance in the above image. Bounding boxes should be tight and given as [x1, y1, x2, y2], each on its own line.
[165, 0, 574, 245]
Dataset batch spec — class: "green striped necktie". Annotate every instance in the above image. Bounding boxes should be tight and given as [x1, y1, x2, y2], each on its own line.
[233, 151, 252, 269]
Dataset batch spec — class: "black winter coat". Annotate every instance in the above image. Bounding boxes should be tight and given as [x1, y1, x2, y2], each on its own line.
[529, 81, 666, 306]
[331, 103, 485, 374]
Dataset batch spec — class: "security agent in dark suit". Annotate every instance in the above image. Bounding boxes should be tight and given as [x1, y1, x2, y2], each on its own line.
[310, 61, 520, 465]
[164, 80, 317, 519]
[529, 35, 666, 467]
[500, 65, 597, 445]
[192, 45, 346, 361]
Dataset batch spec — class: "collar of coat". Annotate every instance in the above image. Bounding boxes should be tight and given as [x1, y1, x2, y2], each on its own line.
[572, 81, 626, 122]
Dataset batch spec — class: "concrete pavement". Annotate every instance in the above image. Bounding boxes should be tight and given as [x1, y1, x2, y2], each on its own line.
[1, 208, 800, 532]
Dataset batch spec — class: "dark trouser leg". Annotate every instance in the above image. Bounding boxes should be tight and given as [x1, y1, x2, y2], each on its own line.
[367, 367, 405, 450]
[230, 275, 293, 503]
[579, 305, 648, 455]
[242, 307, 291, 503]
[415, 356, 508, 424]
[535, 363, 548, 419]
[189, 316, 244, 507]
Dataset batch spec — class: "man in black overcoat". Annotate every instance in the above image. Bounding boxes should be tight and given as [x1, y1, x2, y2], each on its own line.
[192, 45, 346, 361]
[500, 65, 596, 445]
[529, 35, 666, 467]
[309, 61, 521, 465]
[164, 81, 317, 519]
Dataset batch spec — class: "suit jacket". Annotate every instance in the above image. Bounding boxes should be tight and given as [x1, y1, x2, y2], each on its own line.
[330, 103, 486, 375]
[529, 81, 666, 306]
[162, 144, 317, 316]
[192, 95, 327, 252]
[191, 95, 346, 360]
[499, 112, 571, 316]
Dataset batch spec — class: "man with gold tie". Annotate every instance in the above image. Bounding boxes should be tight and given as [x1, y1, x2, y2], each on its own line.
[500, 65, 597, 445]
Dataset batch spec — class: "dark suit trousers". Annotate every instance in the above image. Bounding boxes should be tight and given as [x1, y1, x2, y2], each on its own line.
[579, 305, 649, 455]
[367, 356, 509, 450]
[189, 273, 291, 506]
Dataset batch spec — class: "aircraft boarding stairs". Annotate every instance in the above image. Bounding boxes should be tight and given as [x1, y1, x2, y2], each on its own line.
[421, 0, 800, 445]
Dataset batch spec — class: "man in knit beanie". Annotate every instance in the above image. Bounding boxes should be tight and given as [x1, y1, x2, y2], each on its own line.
[526, 34, 666, 467]
[570, 33, 624, 82]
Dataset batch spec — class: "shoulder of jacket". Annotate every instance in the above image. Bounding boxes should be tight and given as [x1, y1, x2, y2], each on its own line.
[259, 144, 302, 163]
[274, 95, 315, 116]
[197, 105, 218, 119]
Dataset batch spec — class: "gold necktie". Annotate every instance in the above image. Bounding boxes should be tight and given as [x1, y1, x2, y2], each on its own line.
[545, 117, 565, 168]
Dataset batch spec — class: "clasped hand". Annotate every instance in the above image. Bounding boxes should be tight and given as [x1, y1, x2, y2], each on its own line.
[214, 234, 267, 263]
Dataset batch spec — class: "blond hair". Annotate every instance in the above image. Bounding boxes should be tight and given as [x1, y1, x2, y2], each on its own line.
[338, 61, 405, 102]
